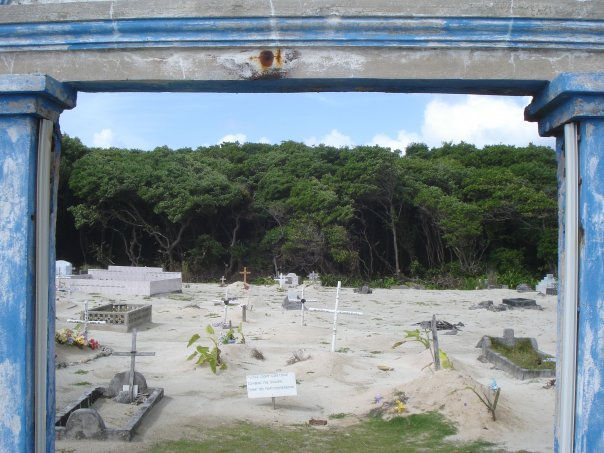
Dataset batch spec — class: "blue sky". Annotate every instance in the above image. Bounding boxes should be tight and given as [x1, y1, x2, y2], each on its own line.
[60, 92, 554, 152]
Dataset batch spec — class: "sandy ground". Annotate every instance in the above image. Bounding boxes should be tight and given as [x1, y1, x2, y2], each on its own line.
[55, 282, 557, 453]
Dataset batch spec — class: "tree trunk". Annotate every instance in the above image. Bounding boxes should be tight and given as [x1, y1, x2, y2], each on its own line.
[390, 204, 400, 277]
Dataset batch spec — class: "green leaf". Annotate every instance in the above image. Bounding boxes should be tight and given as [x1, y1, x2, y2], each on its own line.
[209, 359, 217, 374]
[196, 346, 210, 354]
[186, 351, 198, 361]
[206, 325, 215, 335]
[187, 333, 200, 348]
[220, 362, 227, 370]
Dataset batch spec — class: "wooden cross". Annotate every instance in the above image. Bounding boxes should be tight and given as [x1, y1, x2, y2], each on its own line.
[240, 267, 251, 288]
[307, 281, 362, 352]
[66, 301, 105, 341]
[113, 329, 155, 401]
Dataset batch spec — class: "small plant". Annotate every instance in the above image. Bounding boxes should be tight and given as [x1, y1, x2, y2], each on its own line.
[393, 329, 452, 370]
[74, 369, 89, 375]
[465, 381, 501, 421]
[186, 325, 227, 374]
[219, 323, 245, 345]
[72, 381, 92, 386]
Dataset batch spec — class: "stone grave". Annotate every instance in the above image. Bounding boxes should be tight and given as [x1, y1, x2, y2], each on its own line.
[55, 330, 163, 441]
[85, 303, 152, 332]
[502, 297, 542, 309]
[56, 260, 73, 276]
[60, 265, 182, 296]
[353, 285, 372, 294]
[476, 328, 555, 380]
[307, 271, 320, 283]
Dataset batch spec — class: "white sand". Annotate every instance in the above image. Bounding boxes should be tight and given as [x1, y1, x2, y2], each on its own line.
[55, 283, 556, 452]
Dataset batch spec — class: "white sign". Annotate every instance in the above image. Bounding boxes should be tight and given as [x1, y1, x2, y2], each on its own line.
[246, 372, 297, 398]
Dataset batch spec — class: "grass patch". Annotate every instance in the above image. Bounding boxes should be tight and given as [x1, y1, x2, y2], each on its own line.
[328, 413, 350, 419]
[148, 412, 503, 453]
[74, 369, 88, 375]
[490, 338, 555, 370]
[72, 381, 91, 386]
[336, 347, 350, 353]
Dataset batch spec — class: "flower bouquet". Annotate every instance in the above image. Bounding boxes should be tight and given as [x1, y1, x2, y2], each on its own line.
[55, 327, 100, 350]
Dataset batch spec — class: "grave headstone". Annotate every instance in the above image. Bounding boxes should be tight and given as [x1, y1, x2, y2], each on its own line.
[274, 273, 286, 289]
[353, 285, 372, 294]
[285, 273, 299, 287]
[65, 408, 106, 440]
[516, 283, 532, 292]
[240, 267, 251, 288]
[66, 301, 106, 341]
[112, 329, 155, 402]
[282, 288, 304, 310]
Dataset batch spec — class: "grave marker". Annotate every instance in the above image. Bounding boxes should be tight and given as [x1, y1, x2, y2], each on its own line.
[240, 267, 251, 288]
[113, 329, 155, 401]
[66, 301, 106, 341]
[274, 273, 286, 289]
[307, 281, 362, 352]
[246, 372, 297, 409]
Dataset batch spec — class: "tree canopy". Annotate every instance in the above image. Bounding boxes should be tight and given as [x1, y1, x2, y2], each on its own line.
[58, 136, 557, 286]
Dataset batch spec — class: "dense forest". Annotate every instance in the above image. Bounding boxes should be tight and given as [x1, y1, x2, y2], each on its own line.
[57, 136, 558, 288]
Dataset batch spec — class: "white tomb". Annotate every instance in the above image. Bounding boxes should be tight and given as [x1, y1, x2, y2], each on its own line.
[56, 260, 72, 276]
[536, 274, 557, 295]
[60, 265, 182, 296]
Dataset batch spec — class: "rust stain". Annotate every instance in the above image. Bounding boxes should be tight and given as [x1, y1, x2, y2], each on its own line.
[259, 50, 274, 68]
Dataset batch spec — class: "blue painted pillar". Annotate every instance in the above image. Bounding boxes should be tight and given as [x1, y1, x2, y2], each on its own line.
[0, 75, 75, 452]
[526, 73, 604, 452]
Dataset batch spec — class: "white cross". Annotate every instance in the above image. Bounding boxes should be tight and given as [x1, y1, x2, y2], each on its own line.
[274, 273, 286, 289]
[66, 301, 105, 341]
[307, 281, 362, 352]
[220, 276, 226, 286]
[113, 329, 155, 401]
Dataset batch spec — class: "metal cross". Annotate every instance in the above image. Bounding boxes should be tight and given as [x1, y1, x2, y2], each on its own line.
[66, 301, 105, 341]
[113, 329, 155, 401]
[307, 281, 363, 352]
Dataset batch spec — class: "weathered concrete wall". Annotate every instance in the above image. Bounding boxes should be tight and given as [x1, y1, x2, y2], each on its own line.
[0, 1, 602, 93]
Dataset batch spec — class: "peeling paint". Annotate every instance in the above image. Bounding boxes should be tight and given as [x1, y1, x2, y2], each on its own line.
[0, 360, 21, 445]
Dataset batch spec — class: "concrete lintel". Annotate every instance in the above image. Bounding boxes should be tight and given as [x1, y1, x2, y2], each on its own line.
[525, 73, 604, 136]
[0, 74, 76, 116]
[1, 0, 602, 22]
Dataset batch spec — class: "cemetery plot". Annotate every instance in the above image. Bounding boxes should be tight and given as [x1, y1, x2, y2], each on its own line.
[60, 265, 182, 296]
[86, 303, 152, 332]
[55, 282, 558, 453]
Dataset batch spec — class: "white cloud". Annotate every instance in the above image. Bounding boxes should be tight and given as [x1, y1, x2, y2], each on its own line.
[258, 136, 271, 144]
[305, 129, 354, 148]
[368, 130, 421, 153]
[420, 95, 551, 148]
[92, 128, 115, 148]
[218, 133, 247, 144]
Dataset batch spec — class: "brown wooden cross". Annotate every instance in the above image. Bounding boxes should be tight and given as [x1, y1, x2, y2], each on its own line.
[240, 267, 251, 287]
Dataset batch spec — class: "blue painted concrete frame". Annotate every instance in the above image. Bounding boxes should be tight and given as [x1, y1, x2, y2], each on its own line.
[1, 71, 603, 452]
[0, 75, 75, 453]
[527, 73, 604, 452]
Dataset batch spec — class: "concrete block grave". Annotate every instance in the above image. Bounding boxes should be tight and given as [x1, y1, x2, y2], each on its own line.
[476, 328, 555, 380]
[86, 303, 152, 332]
[55, 375, 163, 441]
[502, 298, 542, 310]
[60, 265, 182, 296]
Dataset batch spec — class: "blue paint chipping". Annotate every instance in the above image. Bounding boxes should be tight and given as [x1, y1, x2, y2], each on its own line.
[528, 73, 604, 452]
[0, 75, 75, 452]
[576, 119, 604, 452]
[0, 113, 38, 453]
[0, 16, 601, 53]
